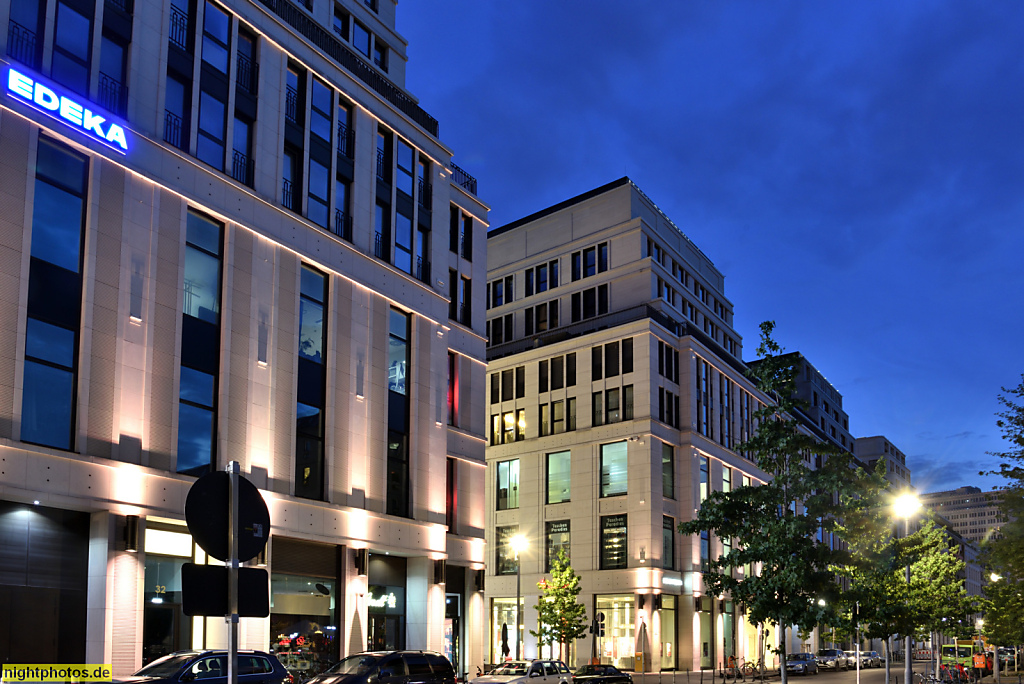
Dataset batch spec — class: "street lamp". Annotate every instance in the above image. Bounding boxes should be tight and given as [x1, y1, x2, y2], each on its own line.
[511, 533, 528, 660]
[893, 491, 921, 684]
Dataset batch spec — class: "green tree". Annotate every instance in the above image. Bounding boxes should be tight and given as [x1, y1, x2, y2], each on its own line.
[679, 322, 858, 684]
[531, 549, 588, 663]
[836, 462, 974, 681]
[980, 376, 1024, 656]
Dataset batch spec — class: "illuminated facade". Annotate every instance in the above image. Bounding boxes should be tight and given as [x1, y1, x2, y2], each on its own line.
[483, 178, 776, 671]
[0, 0, 488, 673]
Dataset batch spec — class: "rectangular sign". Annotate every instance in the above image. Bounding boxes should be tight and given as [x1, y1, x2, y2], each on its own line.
[6, 67, 128, 154]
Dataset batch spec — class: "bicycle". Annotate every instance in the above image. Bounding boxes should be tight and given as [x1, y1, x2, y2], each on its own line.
[739, 659, 766, 679]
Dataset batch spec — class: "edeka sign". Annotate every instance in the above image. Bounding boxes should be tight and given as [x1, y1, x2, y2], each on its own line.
[6, 68, 128, 153]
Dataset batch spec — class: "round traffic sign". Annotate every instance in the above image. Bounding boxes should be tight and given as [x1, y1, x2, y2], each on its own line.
[185, 470, 271, 562]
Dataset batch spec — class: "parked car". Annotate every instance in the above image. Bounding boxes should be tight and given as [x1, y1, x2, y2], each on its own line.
[786, 653, 819, 676]
[816, 649, 848, 671]
[307, 651, 455, 684]
[864, 651, 882, 668]
[570, 665, 632, 684]
[471, 661, 571, 684]
[843, 651, 874, 669]
[117, 650, 289, 684]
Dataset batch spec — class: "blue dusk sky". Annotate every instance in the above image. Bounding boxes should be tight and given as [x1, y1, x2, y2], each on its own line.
[398, 2, 1024, 494]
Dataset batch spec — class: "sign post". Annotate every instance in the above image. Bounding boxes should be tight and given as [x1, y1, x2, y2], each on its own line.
[183, 462, 270, 684]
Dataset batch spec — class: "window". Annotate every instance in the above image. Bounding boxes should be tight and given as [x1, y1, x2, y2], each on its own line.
[592, 391, 602, 427]
[308, 158, 330, 229]
[395, 212, 413, 274]
[663, 516, 675, 571]
[539, 360, 548, 393]
[201, 1, 230, 73]
[605, 342, 619, 377]
[622, 338, 633, 374]
[446, 457, 456, 531]
[551, 356, 564, 391]
[496, 460, 519, 510]
[352, 21, 371, 58]
[600, 441, 627, 497]
[232, 116, 254, 186]
[700, 456, 709, 503]
[52, 1, 92, 96]
[197, 90, 226, 170]
[282, 146, 300, 211]
[592, 346, 602, 381]
[700, 530, 710, 572]
[501, 369, 513, 402]
[600, 515, 627, 570]
[722, 466, 732, 493]
[449, 206, 460, 254]
[515, 366, 525, 398]
[566, 397, 577, 431]
[310, 78, 332, 143]
[570, 285, 608, 322]
[496, 525, 519, 576]
[396, 139, 414, 197]
[296, 266, 327, 501]
[461, 213, 473, 261]
[447, 353, 458, 425]
[623, 385, 633, 420]
[696, 358, 711, 437]
[386, 308, 411, 517]
[235, 28, 258, 95]
[21, 138, 88, 451]
[547, 451, 570, 504]
[459, 276, 471, 327]
[551, 400, 565, 434]
[164, 73, 190, 150]
[177, 210, 223, 477]
[99, 33, 128, 115]
[545, 521, 570, 571]
[539, 403, 550, 437]
[605, 388, 620, 423]
[373, 41, 388, 72]
[662, 443, 674, 499]
[566, 353, 576, 386]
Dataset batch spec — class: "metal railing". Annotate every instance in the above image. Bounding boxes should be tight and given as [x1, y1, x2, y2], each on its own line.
[169, 5, 190, 52]
[373, 231, 389, 261]
[375, 149, 387, 182]
[164, 110, 185, 149]
[282, 178, 294, 211]
[236, 52, 259, 94]
[333, 209, 352, 241]
[231, 150, 254, 186]
[252, 0, 438, 136]
[415, 256, 431, 285]
[418, 178, 432, 210]
[98, 73, 128, 117]
[450, 161, 477, 195]
[285, 85, 299, 123]
[460, 232, 471, 260]
[6, 20, 38, 68]
[337, 121, 354, 158]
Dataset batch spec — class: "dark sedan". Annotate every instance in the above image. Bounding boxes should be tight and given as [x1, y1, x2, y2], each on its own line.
[785, 653, 819, 676]
[571, 665, 632, 684]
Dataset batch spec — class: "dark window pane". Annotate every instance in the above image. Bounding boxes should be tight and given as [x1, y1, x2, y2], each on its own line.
[186, 211, 222, 255]
[176, 403, 214, 475]
[37, 137, 87, 193]
[183, 246, 221, 322]
[298, 299, 324, 363]
[179, 367, 215, 407]
[30, 183, 83, 272]
[21, 361, 74, 449]
[25, 318, 75, 367]
[55, 2, 90, 60]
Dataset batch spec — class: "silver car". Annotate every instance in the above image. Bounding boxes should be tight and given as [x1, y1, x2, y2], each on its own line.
[816, 649, 849, 671]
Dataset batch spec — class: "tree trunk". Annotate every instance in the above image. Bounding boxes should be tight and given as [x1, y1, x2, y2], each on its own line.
[884, 637, 891, 684]
[779, 623, 788, 684]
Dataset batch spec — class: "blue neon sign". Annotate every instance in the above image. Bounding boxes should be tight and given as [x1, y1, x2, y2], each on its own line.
[6, 67, 128, 154]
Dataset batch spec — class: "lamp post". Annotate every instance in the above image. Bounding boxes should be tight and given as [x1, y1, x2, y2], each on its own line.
[511, 533, 528, 661]
[893, 491, 921, 684]
[988, 574, 1002, 684]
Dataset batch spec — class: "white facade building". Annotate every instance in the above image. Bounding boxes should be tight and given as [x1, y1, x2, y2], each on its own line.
[0, 0, 488, 673]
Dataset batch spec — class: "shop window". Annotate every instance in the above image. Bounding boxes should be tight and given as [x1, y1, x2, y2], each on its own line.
[600, 516, 627, 570]
[495, 525, 519, 575]
[545, 520, 570, 571]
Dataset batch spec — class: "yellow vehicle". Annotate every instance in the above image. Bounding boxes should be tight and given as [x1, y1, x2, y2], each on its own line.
[941, 640, 990, 673]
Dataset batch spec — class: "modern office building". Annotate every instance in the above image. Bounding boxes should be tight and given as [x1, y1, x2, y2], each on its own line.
[854, 436, 912, 489]
[483, 178, 791, 671]
[0, 0, 488, 673]
[921, 486, 1006, 544]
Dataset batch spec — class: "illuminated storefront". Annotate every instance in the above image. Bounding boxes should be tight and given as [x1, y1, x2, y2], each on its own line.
[660, 595, 677, 670]
[143, 524, 196, 663]
[491, 597, 520, 663]
[596, 594, 635, 670]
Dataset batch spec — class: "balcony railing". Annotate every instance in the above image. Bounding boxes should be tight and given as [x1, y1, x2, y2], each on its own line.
[282, 178, 294, 211]
[337, 121, 354, 158]
[169, 5, 190, 52]
[285, 85, 298, 123]
[415, 256, 430, 285]
[7, 20, 38, 69]
[231, 149, 254, 186]
[418, 178, 432, 210]
[164, 110, 185, 149]
[105, 0, 134, 14]
[375, 149, 387, 182]
[252, 0, 438, 137]
[450, 161, 477, 195]
[236, 52, 259, 95]
[98, 72, 128, 117]
[373, 231, 388, 262]
[332, 209, 353, 241]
